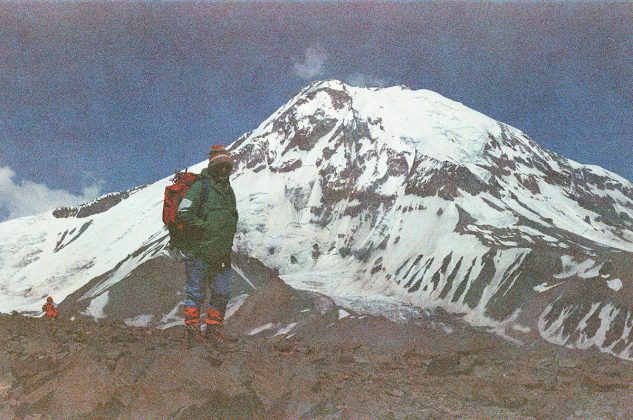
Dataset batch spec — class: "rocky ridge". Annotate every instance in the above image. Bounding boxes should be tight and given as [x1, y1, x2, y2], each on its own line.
[1, 271, 632, 419]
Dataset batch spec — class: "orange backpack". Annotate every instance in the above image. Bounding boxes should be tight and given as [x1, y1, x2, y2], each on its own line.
[162, 171, 208, 247]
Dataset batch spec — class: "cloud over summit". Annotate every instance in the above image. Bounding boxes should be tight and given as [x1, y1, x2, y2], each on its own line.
[293, 47, 327, 80]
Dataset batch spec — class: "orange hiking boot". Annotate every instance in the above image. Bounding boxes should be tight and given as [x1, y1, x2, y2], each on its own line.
[184, 306, 203, 344]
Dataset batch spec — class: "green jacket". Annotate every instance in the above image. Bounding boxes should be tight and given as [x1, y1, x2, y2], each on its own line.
[176, 168, 238, 264]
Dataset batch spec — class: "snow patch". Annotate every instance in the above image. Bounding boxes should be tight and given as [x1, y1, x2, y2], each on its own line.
[554, 256, 602, 279]
[225, 293, 249, 319]
[273, 322, 299, 337]
[539, 301, 632, 361]
[533, 282, 562, 292]
[338, 309, 351, 320]
[124, 314, 153, 327]
[249, 323, 277, 336]
[81, 291, 109, 320]
[607, 278, 623, 291]
[512, 324, 531, 334]
[159, 302, 184, 330]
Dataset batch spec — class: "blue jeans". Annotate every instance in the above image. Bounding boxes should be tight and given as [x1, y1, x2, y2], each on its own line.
[182, 256, 232, 317]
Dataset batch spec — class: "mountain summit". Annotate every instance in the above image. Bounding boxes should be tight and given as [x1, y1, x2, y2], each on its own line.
[1, 80, 632, 360]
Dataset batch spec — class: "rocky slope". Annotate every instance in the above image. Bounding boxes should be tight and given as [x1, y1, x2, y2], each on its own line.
[1, 273, 631, 419]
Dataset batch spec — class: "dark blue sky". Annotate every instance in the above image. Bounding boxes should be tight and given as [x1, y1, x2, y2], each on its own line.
[1, 2, 631, 209]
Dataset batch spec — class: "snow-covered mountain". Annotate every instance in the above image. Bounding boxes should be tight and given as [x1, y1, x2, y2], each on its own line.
[1, 80, 631, 359]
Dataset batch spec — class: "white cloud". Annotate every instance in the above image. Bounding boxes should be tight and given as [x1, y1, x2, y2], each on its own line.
[0, 166, 104, 221]
[345, 73, 387, 88]
[293, 47, 327, 79]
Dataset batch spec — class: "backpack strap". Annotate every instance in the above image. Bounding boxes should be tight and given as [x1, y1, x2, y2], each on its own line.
[197, 178, 210, 218]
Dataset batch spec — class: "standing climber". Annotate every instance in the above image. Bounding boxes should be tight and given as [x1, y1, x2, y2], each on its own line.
[176, 145, 239, 343]
[42, 296, 60, 319]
